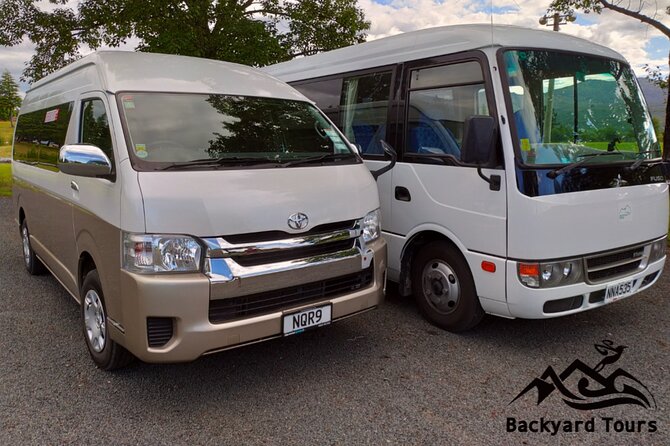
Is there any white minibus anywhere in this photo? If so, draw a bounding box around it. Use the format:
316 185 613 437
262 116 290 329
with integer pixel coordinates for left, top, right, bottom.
13 51 388 369
265 24 668 331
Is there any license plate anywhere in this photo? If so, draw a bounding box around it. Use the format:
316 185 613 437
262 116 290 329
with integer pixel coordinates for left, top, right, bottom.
605 279 637 303
283 304 332 336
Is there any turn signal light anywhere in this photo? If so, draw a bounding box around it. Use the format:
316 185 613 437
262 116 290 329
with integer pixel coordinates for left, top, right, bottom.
481 261 496 273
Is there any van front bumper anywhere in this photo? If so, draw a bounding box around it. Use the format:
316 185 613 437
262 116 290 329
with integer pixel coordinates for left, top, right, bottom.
117 238 386 363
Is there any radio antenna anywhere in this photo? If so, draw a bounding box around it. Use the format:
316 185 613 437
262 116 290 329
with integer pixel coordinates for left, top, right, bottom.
490 0 494 47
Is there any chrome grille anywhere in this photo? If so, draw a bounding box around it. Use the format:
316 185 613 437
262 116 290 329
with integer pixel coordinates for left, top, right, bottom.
585 245 646 283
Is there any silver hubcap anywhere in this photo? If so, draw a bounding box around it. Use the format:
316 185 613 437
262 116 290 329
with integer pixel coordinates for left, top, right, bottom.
422 259 460 314
84 290 106 353
21 226 31 267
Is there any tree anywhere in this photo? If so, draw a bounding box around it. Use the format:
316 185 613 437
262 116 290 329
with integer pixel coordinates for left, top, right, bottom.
0 0 369 83
0 69 21 124
547 0 670 151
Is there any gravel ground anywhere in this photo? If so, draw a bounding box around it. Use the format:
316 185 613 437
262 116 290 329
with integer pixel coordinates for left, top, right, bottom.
0 196 668 445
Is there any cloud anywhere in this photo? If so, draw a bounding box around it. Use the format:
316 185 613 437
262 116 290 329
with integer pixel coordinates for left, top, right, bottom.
361 0 669 76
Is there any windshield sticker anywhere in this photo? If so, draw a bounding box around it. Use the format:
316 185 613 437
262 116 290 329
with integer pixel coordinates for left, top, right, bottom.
135 144 148 159
44 109 59 123
122 96 135 110
521 138 531 152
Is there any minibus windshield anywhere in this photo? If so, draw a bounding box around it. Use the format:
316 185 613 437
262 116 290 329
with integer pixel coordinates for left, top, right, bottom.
117 93 357 169
502 50 660 166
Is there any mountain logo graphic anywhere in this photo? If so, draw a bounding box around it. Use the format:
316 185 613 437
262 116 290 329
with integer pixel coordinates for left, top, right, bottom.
510 340 656 410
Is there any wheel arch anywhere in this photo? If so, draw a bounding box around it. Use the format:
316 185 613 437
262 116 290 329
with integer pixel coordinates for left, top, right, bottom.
398 225 470 296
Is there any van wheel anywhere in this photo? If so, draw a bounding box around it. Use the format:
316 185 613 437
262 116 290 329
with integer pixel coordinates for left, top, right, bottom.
81 270 134 370
20 220 45 275
411 241 484 332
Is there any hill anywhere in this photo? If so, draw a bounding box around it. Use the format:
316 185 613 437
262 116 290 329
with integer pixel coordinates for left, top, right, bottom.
638 77 666 125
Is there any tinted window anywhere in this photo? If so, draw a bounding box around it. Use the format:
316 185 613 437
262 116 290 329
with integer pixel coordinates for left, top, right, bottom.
81 99 114 162
340 71 392 156
14 102 73 171
293 78 342 112
406 61 488 162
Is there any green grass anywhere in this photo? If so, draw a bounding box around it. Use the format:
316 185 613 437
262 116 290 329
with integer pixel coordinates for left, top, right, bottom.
0 163 11 197
0 120 13 158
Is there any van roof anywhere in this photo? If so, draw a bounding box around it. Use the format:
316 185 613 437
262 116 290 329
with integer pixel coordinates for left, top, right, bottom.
264 24 626 82
28 51 307 102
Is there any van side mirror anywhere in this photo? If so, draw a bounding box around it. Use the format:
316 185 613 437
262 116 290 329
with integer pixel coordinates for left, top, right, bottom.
58 144 113 178
371 140 397 180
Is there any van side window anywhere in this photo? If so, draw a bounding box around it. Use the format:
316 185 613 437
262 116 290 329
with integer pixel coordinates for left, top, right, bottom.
81 99 113 161
406 61 488 162
340 71 392 156
13 102 74 171
292 78 342 122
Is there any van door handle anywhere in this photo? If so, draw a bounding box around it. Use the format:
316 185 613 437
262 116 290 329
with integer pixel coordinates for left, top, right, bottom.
70 181 79 192
395 186 411 202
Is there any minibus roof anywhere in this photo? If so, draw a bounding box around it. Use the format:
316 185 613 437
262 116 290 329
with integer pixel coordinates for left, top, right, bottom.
27 51 307 102
264 24 627 82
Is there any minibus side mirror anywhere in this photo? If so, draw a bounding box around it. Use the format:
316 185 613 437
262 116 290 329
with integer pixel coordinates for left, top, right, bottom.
58 144 113 178
371 140 397 181
461 116 501 191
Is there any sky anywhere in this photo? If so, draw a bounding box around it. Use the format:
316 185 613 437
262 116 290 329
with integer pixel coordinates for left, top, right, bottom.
1 0 668 94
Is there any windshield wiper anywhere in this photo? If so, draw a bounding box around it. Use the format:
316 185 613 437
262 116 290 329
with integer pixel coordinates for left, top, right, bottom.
546 152 623 179
280 153 356 167
159 157 280 171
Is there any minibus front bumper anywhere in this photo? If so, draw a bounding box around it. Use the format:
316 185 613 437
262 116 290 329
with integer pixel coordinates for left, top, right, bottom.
116 237 386 363
505 252 665 319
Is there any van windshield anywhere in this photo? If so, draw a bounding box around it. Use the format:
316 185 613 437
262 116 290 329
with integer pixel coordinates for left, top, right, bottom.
117 93 357 169
502 50 660 166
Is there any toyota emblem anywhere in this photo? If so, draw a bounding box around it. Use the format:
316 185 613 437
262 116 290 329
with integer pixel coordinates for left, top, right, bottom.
287 213 309 230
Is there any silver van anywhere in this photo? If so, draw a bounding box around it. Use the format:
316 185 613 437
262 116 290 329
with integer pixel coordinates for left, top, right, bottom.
12 51 387 369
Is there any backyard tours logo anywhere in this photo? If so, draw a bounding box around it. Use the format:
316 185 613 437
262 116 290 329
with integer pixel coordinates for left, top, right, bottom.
506 340 658 436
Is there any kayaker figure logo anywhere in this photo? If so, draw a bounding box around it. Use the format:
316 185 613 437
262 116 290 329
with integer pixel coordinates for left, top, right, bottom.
510 340 656 410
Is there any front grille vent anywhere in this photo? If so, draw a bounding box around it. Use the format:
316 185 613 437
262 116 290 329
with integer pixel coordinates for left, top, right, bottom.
209 266 374 323
585 246 645 283
147 317 173 348
231 238 355 267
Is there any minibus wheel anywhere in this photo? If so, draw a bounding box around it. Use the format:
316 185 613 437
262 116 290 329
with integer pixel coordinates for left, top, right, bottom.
411 241 484 332
20 220 45 275
81 270 134 370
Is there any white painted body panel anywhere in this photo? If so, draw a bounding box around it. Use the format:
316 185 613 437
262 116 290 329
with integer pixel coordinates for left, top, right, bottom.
507 184 668 260
138 164 379 236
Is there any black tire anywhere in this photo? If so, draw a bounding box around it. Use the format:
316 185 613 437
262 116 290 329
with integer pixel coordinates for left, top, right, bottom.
20 219 46 275
81 270 134 370
411 241 484 332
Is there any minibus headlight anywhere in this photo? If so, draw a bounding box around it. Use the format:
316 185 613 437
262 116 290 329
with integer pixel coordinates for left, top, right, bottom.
123 232 202 273
649 239 666 263
518 258 583 288
361 209 381 243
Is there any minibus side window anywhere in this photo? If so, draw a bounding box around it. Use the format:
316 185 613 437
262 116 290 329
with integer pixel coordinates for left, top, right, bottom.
13 102 73 171
292 78 342 123
80 99 114 162
405 61 488 162
339 71 392 156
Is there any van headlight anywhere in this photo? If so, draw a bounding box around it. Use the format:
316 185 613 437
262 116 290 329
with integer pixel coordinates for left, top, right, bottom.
123 232 202 273
518 258 583 288
361 209 381 243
